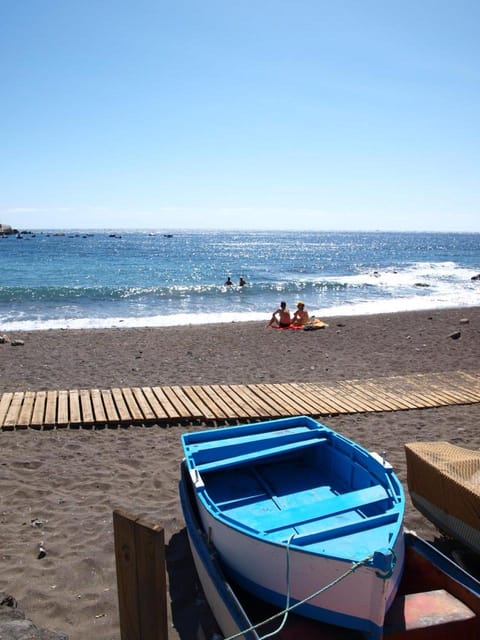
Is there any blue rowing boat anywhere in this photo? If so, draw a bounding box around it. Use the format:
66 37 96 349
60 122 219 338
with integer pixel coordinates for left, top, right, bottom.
180 457 480 639
181 416 405 639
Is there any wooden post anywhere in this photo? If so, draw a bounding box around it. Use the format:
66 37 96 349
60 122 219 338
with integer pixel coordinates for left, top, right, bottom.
113 509 168 640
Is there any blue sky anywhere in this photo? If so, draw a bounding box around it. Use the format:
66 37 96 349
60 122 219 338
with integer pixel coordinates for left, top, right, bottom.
1 1 479 231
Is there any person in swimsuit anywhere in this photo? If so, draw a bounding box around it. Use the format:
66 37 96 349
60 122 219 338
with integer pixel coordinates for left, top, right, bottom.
267 301 291 328
292 301 309 326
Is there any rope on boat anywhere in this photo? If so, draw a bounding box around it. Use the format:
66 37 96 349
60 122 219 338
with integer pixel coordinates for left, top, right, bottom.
223 536 376 640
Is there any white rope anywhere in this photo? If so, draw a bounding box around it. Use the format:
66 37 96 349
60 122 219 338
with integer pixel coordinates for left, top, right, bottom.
223 548 375 640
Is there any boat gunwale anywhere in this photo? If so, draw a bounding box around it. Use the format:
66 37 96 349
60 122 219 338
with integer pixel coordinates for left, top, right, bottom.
184 417 405 566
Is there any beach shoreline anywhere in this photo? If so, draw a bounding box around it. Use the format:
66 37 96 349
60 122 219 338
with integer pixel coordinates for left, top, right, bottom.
1 306 480 639
1 306 480 394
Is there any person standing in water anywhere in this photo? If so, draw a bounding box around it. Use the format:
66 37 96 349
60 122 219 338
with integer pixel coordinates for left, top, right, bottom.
267 301 291 328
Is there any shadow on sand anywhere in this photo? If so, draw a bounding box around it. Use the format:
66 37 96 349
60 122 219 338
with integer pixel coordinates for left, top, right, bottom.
166 528 220 640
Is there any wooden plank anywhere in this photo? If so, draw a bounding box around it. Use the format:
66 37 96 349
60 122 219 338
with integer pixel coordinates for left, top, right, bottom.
319 384 367 413
200 385 239 420
252 384 299 416
395 375 462 407
111 388 133 422
121 387 144 422
0 393 13 429
404 373 465 405
101 389 120 423
303 383 358 414
57 390 70 427
80 389 95 425
223 384 271 419
245 384 285 417
114 510 140 639
216 385 258 419
458 370 480 386
91 388 107 424
220 385 263 418
190 385 227 419
291 383 346 415
271 382 325 415
181 386 217 421
281 383 336 416
3 370 480 431
360 379 419 410
344 381 393 412
113 510 168 640
17 391 36 428
31 391 47 428
363 381 415 410
233 384 276 418
150 386 181 420
170 386 203 419
3 392 24 429
384 375 453 408
140 387 169 421
425 372 480 403
412 374 470 405
434 370 480 394
334 382 386 412
457 371 480 397
69 390 81 424
161 386 193 419
44 390 58 427
131 388 156 421
135 517 167 639
448 377 480 401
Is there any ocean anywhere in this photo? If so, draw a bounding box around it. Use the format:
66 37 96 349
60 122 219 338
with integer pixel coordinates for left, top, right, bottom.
1 230 479 331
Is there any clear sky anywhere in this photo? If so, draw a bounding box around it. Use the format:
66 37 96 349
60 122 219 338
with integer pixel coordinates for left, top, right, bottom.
1 1 479 232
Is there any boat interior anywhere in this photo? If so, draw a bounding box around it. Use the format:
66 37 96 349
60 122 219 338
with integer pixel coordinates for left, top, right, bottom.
186 422 403 557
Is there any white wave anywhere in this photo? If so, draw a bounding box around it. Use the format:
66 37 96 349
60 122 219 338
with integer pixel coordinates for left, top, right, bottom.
0 311 271 332
312 295 480 318
329 261 478 290
2 293 480 332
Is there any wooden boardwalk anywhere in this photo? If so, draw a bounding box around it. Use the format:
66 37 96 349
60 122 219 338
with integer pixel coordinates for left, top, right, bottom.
1 370 480 430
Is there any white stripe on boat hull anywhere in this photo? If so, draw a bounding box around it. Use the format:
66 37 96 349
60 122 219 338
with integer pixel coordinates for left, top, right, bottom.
411 491 480 556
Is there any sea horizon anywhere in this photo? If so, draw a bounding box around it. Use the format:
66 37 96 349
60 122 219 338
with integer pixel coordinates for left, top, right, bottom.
1 229 479 332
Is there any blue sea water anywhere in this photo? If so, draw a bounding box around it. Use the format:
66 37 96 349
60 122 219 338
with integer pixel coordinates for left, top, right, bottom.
1 230 479 331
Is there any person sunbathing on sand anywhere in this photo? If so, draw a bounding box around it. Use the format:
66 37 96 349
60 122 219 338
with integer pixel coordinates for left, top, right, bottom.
292 301 309 326
268 301 291 328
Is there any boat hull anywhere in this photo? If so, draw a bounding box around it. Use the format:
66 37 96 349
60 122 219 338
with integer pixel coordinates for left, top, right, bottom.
180 460 480 639
405 441 480 555
197 495 403 637
182 416 406 639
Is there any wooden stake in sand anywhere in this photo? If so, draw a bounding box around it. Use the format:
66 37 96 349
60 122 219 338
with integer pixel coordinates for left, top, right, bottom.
113 510 168 640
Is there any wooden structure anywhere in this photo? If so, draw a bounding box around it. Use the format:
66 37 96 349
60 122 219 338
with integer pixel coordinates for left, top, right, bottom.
1 369 480 430
113 510 168 640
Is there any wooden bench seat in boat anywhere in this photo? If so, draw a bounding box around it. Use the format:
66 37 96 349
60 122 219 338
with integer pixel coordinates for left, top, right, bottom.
257 484 391 534
194 436 327 474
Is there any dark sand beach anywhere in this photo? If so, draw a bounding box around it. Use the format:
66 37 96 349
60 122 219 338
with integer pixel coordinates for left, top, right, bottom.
1 307 480 639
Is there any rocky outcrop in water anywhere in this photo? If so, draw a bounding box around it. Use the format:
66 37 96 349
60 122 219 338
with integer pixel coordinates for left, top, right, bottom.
0 224 19 236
